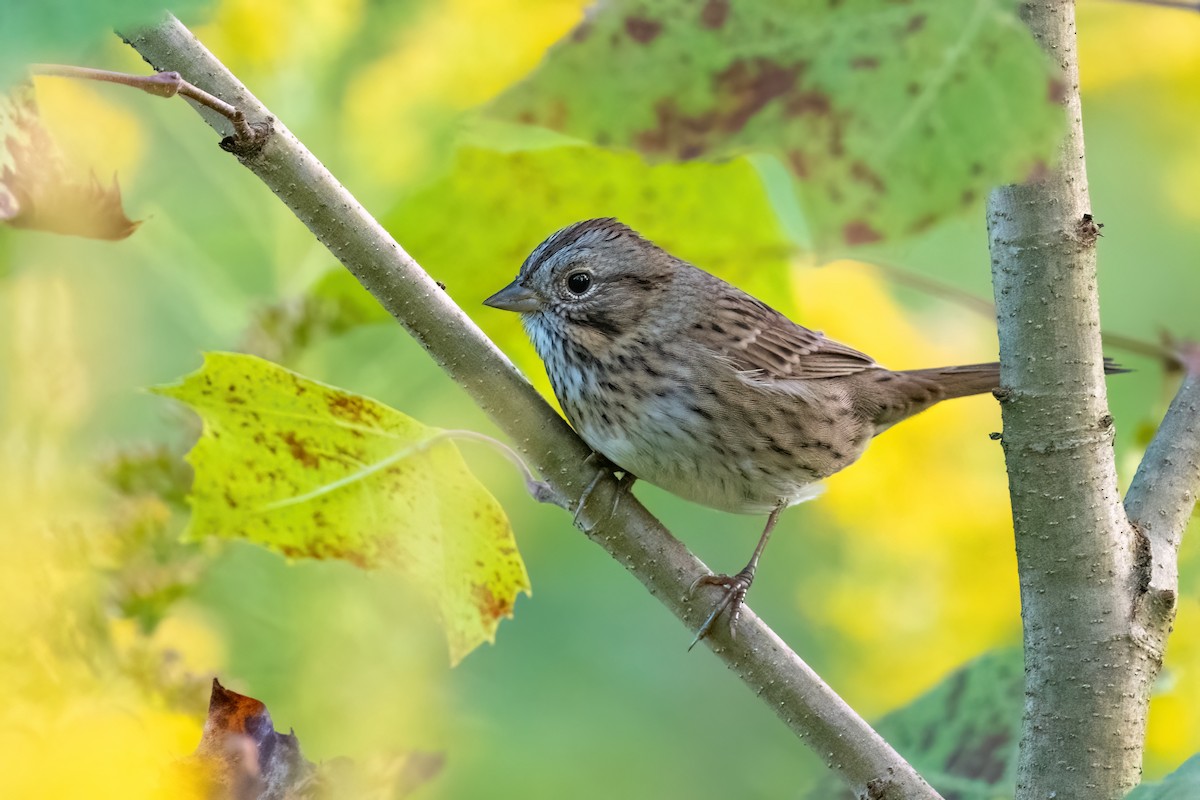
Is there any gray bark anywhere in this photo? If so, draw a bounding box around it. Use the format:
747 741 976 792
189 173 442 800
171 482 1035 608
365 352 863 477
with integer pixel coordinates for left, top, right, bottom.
987 2 1200 797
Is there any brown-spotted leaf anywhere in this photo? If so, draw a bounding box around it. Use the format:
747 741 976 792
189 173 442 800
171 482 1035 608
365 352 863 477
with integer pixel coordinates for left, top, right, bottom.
0 84 140 240
153 353 530 665
490 0 1064 252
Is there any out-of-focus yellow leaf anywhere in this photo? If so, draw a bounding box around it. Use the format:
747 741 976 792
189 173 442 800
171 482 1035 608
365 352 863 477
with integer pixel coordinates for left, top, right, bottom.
0 700 205 800
1077 5 1200 226
198 0 365 71
0 274 209 800
0 492 207 800
154 352 530 664
790 261 1015 711
1078 2 1200 90
31 75 144 181
342 0 587 183
1147 596 1200 776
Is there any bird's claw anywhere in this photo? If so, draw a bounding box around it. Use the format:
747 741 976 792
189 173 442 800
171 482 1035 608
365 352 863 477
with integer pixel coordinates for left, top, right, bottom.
687 568 754 651
573 454 635 531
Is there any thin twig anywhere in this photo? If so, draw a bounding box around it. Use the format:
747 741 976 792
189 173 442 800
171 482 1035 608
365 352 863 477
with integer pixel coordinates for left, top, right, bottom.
868 261 996 317
29 63 265 152
120 14 942 800
866 259 1178 366
438 429 562 506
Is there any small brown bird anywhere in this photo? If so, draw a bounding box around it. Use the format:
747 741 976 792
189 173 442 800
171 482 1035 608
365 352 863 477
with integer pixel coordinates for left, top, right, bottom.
484 219 1010 644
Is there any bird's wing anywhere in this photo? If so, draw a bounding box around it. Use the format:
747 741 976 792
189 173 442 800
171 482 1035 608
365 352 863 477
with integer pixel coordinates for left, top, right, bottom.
702 298 881 381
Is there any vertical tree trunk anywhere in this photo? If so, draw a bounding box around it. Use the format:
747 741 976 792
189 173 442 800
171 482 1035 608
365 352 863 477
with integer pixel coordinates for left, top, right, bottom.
987 2 1175 797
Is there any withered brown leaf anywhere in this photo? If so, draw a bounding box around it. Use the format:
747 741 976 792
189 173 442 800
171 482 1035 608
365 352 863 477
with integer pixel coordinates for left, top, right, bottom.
1 83 141 240
178 679 444 800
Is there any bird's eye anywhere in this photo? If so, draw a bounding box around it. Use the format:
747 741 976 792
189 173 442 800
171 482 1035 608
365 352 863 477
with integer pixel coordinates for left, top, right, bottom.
566 271 592 295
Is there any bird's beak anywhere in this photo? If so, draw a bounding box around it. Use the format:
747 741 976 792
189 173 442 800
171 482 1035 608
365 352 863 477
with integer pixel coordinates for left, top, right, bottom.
484 281 541 313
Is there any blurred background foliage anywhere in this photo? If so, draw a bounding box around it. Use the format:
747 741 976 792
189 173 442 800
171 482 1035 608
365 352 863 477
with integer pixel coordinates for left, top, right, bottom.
1 0 1198 797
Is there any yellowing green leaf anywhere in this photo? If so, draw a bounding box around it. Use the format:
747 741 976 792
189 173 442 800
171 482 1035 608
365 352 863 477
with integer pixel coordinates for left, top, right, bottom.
340 0 588 187
153 352 529 665
311 144 797 407
490 0 1065 252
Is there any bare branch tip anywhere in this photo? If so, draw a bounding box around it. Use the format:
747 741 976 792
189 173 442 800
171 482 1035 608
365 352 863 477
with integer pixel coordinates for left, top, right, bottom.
219 118 272 158
1078 212 1104 244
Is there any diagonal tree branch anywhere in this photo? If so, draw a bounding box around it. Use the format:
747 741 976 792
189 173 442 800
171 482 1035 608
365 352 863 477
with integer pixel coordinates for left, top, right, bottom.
986 2 1199 797
120 14 941 800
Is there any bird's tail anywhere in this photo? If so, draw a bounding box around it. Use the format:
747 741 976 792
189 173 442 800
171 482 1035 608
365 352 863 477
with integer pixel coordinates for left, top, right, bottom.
871 359 1127 431
900 362 1002 402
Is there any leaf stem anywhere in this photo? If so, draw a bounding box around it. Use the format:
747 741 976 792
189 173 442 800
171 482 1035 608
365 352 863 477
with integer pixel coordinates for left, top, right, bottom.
29 63 266 153
258 428 561 512
864 259 1178 366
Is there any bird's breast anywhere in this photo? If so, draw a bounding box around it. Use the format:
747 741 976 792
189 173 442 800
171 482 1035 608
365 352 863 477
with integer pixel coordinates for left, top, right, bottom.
533 325 866 515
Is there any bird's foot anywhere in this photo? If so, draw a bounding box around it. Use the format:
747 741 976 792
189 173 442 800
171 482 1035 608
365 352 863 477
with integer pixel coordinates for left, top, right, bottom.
573 453 636 531
687 566 755 650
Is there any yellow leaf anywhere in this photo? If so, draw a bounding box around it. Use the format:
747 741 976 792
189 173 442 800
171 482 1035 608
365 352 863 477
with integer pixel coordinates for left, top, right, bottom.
198 0 366 71
1078 2 1200 91
31 75 144 181
154 352 530 664
1147 595 1200 775
342 0 588 182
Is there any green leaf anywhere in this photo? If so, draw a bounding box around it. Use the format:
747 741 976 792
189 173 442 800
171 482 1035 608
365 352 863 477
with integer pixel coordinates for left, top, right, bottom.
490 0 1064 252
1129 755 1200 800
807 648 1022 799
0 1 212 88
153 352 530 665
311 144 797 398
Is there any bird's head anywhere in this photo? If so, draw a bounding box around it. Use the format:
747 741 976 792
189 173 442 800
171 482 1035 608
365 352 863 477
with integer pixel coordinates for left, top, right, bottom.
485 218 679 352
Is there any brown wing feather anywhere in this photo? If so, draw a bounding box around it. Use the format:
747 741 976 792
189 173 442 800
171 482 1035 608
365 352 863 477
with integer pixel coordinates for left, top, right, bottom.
704 292 880 381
